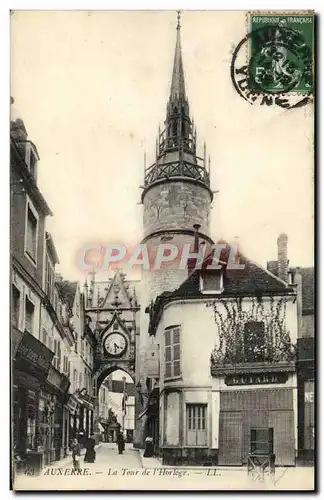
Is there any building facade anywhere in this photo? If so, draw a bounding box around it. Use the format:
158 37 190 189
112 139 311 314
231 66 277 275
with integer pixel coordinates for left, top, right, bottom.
147 246 298 466
11 110 97 474
11 116 72 471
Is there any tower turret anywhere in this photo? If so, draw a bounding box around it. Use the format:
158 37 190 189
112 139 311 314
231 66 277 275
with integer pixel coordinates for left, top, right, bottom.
142 12 211 204
141 12 214 306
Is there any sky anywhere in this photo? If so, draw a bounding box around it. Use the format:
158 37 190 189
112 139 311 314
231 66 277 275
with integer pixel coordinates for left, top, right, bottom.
10 10 314 282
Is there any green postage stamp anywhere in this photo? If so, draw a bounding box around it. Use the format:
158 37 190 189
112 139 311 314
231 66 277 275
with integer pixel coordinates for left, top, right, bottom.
248 12 314 94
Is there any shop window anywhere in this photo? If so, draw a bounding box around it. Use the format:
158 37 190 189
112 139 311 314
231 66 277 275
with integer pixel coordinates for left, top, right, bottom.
25 296 35 334
26 390 37 451
25 202 38 262
250 428 273 455
11 285 20 328
186 404 207 446
304 380 315 450
164 326 181 379
244 321 265 362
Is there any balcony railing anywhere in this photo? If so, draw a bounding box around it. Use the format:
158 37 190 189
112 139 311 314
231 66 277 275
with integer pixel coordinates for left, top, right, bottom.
144 159 210 188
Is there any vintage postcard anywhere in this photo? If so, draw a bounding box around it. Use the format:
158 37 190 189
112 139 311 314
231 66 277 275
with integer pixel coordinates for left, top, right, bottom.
10 9 315 491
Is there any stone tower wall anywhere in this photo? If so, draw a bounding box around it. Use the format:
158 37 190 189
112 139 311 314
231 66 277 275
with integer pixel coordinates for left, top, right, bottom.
143 180 212 238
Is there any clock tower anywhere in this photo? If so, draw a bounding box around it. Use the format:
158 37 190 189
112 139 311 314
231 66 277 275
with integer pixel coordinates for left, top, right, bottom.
136 12 215 447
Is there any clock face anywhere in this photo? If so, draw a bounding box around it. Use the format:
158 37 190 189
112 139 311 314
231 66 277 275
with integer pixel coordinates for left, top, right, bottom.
105 332 127 357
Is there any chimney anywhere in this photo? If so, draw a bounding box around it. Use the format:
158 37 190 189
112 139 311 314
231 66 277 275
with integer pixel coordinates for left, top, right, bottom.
277 233 289 282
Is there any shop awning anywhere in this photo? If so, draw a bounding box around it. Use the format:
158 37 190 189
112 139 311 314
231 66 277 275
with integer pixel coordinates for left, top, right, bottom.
98 422 105 432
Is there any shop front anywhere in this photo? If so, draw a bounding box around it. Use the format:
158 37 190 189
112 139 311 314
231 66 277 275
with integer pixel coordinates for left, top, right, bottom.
213 364 297 467
39 366 70 465
12 328 54 473
74 390 95 445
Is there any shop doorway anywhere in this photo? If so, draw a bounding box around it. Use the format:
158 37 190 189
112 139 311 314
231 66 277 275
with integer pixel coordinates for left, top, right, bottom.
218 412 243 465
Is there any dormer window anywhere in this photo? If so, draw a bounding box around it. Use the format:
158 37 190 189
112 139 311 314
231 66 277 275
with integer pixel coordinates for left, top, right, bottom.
199 271 223 294
25 141 39 182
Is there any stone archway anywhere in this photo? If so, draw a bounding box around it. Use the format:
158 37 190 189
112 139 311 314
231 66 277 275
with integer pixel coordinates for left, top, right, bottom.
93 363 135 396
92 364 137 444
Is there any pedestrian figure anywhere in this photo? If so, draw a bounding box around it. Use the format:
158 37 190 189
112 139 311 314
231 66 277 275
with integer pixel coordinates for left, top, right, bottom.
143 436 154 457
84 434 96 463
71 438 81 470
116 431 125 455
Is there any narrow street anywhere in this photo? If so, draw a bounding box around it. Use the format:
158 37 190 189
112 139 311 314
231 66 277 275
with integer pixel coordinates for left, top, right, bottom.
13 442 314 491
81 443 143 471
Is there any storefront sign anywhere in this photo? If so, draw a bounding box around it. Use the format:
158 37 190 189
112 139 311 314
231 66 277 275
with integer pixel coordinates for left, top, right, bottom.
47 367 70 394
17 331 54 374
47 366 62 388
79 392 96 406
225 372 288 386
66 395 79 412
305 391 314 403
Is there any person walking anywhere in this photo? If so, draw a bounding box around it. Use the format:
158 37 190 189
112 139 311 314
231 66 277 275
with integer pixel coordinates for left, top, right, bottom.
143 436 154 457
84 434 96 463
71 438 81 470
116 431 125 455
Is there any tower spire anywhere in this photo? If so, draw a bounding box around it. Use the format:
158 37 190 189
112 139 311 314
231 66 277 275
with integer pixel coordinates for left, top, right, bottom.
170 11 186 100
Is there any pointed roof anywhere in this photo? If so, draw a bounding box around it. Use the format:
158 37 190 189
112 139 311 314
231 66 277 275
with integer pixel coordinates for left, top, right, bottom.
98 269 132 309
170 12 186 100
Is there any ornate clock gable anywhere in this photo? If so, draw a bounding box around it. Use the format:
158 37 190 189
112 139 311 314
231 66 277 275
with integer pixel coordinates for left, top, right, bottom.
100 269 132 309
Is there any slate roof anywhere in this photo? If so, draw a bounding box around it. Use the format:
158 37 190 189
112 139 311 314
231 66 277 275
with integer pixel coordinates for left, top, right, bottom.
178 252 292 299
56 280 78 309
147 245 295 336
